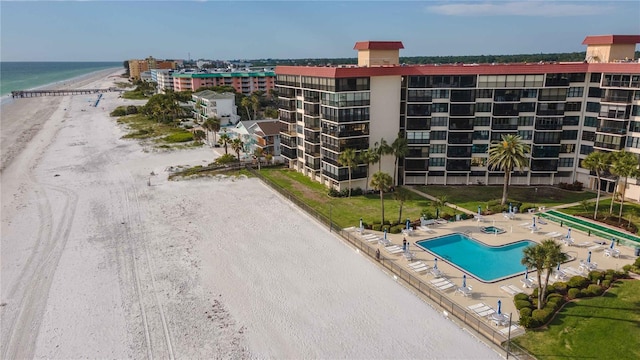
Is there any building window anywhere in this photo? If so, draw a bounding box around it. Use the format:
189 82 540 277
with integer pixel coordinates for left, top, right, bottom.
565 102 582 112
564 116 580 126
429 158 445 166
517 130 533 140
585 102 600 113
430 144 446 153
472 144 488 153
584 116 598 127
581 131 595 141
590 73 602 83
474 117 490 126
580 144 594 155
432 103 449 113
431 116 448 126
430 131 447 140
560 144 575 153
558 158 574 167
627 136 640 149
567 87 584 98
406 131 430 144
476 103 492 112
561 130 578 140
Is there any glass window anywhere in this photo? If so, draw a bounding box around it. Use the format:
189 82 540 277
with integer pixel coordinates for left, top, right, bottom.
430 144 446 153
567 87 584 98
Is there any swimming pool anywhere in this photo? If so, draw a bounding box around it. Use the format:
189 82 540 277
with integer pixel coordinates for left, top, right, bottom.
415 233 536 283
481 226 505 234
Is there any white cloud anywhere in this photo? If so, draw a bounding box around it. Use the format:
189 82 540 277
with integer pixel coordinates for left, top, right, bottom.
426 1 610 17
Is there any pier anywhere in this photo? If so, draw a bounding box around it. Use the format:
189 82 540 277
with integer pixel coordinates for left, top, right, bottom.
11 87 124 98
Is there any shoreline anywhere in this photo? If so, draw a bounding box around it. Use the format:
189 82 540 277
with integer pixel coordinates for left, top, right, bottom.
0 70 500 359
1 67 123 106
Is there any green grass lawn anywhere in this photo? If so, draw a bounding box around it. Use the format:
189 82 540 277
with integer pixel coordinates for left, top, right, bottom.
259 168 444 229
558 198 640 234
512 280 640 360
417 185 596 213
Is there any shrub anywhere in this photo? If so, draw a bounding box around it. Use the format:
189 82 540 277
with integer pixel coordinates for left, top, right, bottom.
489 204 503 214
110 107 127 116
532 309 551 325
520 203 535 213
390 225 404 234
558 181 583 191
551 282 567 295
215 153 237 164
567 276 590 289
515 299 532 310
163 132 194 143
519 307 532 318
588 270 604 283
372 224 382 231
622 264 632 272
381 225 391 233
328 188 340 197
602 279 611 288
519 314 537 328
514 293 530 301
567 288 581 299
585 284 604 296
351 187 363 196
126 105 138 114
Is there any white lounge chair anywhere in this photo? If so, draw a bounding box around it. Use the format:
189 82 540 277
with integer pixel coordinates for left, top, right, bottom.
408 261 426 269
500 284 523 296
378 238 392 246
490 313 510 326
403 251 416 261
520 278 537 288
588 244 604 252
362 233 378 239
411 265 430 273
604 248 620 258
579 260 598 272
519 222 530 227
470 303 495 318
563 267 582 277
500 324 520 336
575 241 591 248
432 278 455 291
545 232 562 238
563 238 575 246
417 225 436 234
468 303 487 311
385 245 403 254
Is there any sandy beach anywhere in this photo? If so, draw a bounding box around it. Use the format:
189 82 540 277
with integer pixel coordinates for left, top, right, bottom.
0 71 500 359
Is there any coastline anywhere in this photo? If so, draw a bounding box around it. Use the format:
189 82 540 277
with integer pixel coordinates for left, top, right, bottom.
0 68 123 171
0 70 500 359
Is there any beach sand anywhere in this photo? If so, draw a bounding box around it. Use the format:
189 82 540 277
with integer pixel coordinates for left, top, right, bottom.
0 71 500 359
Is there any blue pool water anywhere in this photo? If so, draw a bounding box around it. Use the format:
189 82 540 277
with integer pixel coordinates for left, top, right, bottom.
415 233 535 283
481 226 505 234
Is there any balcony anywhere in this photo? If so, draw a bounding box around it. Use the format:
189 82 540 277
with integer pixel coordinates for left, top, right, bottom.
593 142 623 150
281 147 297 159
599 110 629 120
596 127 627 135
602 95 632 104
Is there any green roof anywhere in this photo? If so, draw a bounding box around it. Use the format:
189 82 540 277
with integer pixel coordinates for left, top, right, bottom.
172 71 275 78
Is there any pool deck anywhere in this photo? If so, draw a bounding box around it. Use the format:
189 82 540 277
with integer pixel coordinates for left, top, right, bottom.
358 212 638 330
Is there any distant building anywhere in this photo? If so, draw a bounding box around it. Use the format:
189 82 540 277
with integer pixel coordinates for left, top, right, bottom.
172 70 275 95
152 69 175 93
191 90 239 125
128 56 177 80
275 34 640 201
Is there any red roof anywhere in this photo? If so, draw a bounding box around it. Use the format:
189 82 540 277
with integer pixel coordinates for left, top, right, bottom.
353 41 404 51
275 62 640 78
582 35 640 45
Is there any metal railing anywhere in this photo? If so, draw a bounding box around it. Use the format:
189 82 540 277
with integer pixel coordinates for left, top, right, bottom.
246 166 532 359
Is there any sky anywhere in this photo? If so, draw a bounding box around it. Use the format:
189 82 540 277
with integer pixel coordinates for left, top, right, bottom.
1 0 639 62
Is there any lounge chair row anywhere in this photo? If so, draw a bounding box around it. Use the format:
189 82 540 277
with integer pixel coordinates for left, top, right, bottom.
430 277 455 291
500 284 524 296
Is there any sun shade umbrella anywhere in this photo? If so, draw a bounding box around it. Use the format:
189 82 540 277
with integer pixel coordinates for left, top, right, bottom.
406 218 410 230
610 238 615 249
587 251 592 263
462 274 467 288
566 228 572 239
434 257 438 270
497 300 502 315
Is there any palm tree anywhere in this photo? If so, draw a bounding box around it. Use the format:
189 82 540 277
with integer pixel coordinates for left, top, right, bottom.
521 244 546 310
230 138 244 161
338 148 358 198
391 134 409 186
582 151 609 220
609 151 640 222
370 171 392 224
218 131 231 154
434 195 448 219
487 134 531 205
373 138 392 172
359 149 378 193
241 96 253 120
204 117 221 145
393 187 410 224
192 129 206 142
253 148 264 170
540 239 568 308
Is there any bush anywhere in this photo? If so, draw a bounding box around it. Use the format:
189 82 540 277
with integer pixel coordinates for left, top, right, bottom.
567 288 581 299
567 276 590 289
215 153 237 164
163 132 194 143
602 279 611 288
585 284 604 296
520 203 536 213
588 270 604 283
519 307 532 318
126 105 138 114
623 264 632 272
519 314 537 328
514 293 530 301
372 224 382 231
515 299 532 310
551 282 567 295
532 309 552 325
558 181 584 191
390 225 404 234
110 107 127 116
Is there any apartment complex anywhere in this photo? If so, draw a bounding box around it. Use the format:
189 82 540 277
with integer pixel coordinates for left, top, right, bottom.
275 35 640 201
128 57 177 80
191 90 239 125
172 71 276 95
150 69 175 93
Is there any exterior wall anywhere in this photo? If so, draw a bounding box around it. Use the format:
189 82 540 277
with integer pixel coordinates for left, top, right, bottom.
586 44 638 63
369 75 402 179
358 49 400 67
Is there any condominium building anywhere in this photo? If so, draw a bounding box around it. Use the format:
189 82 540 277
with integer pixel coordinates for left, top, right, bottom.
191 90 239 125
172 70 276 95
151 69 175 93
275 35 640 201
128 57 177 80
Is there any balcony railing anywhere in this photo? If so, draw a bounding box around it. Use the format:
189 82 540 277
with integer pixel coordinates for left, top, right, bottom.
593 142 623 150
596 127 627 135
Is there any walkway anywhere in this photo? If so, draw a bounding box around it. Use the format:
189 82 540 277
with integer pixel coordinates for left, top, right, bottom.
406 186 476 216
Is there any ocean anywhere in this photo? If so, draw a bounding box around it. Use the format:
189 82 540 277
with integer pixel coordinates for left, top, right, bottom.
1 62 123 97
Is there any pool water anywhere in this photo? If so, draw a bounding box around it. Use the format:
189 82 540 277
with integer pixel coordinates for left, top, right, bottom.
481 226 505 234
416 233 536 282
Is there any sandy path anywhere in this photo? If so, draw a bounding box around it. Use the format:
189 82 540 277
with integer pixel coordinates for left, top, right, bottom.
0 71 500 359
